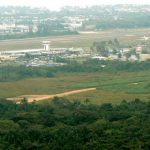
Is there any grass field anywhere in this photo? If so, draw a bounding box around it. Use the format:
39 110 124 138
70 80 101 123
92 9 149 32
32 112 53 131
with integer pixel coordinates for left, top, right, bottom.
0 28 150 50
1 28 150 104
1 71 150 104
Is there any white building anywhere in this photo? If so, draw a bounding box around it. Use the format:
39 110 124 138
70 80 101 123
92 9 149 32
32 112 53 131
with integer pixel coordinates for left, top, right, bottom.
0 24 30 34
108 54 118 60
92 56 108 60
128 55 138 62
122 48 131 54
136 46 142 54
32 25 38 33
140 54 150 61
43 41 51 51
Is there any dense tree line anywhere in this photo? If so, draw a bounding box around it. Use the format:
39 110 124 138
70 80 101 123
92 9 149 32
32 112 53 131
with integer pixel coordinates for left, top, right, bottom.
91 39 120 56
52 59 150 74
0 98 149 149
1 60 150 81
0 30 78 40
95 13 150 29
0 66 54 82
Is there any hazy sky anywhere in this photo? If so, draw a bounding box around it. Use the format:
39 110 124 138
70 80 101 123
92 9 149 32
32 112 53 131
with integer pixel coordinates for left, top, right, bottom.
0 0 150 10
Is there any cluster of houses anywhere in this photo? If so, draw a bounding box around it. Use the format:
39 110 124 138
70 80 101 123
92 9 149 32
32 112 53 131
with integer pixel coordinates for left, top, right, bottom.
0 12 81 35
63 16 87 31
92 44 150 62
0 24 38 35
0 16 86 35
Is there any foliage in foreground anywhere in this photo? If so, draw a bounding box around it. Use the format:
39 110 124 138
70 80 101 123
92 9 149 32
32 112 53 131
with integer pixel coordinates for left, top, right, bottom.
0 97 150 150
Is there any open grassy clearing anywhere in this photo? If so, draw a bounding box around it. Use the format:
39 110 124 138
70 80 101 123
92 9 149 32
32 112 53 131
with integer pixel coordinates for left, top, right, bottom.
0 28 150 50
1 71 150 104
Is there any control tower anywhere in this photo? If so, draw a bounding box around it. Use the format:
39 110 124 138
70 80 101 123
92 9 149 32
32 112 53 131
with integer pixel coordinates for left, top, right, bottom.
42 41 51 51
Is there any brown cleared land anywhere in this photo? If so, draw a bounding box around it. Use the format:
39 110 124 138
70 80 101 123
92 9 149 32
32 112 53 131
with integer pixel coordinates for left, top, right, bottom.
7 88 96 103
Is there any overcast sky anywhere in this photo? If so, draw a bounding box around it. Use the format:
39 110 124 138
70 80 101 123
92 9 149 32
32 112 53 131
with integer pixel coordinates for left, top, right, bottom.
0 0 150 10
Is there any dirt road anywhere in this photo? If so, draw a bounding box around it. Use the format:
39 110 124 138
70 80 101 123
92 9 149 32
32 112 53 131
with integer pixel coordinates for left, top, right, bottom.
7 88 96 103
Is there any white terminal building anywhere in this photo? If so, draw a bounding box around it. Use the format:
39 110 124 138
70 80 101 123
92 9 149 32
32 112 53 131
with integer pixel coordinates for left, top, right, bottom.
0 41 51 56
0 40 84 60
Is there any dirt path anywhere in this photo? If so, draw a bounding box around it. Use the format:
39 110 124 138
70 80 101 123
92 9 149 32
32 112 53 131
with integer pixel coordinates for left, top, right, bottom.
7 88 96 103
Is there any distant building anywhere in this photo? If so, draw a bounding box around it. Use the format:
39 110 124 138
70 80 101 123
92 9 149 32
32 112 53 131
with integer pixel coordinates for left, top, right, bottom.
140 54 150 61
69 22 83 30
122 48 130 54
0 24 30 34
136 46 142 54
0 55 16 61
32 25 38 33
128 55 138 62
42 41 51 51
92 56 108 60
108 54 118 60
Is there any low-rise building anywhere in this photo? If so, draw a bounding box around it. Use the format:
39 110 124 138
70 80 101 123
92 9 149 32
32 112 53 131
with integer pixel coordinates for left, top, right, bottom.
128 55 138 62
139 54 150 61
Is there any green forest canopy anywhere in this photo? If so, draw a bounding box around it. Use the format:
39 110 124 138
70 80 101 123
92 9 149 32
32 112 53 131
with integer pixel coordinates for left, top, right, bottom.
0 98 149 149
